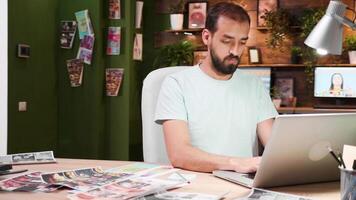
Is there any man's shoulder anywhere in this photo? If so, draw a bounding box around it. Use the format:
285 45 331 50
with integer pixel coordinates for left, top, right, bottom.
166 66 200 81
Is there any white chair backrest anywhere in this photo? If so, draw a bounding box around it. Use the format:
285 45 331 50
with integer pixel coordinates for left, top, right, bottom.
141 66 189 164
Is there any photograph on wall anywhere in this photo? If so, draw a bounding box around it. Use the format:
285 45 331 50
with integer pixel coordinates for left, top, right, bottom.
248 47 261 64
77 34 95 65
188 2 207 29
133 33 143 61
75 9 94 39
193 51 208 65
106 68 124 96
135 1 144 29
274 77 294 106
66 59 84 87
109 0 121 19
107 27 121 55
59 21 77 49
257 0 278 27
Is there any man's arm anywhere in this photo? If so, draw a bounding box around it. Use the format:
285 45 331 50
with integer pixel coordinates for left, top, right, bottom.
163 120 261 173
257 118 274 147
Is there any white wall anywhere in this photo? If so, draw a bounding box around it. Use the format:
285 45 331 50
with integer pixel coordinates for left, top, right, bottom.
0 0 7 155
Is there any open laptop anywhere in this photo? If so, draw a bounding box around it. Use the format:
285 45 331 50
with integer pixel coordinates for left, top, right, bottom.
213 113 356 188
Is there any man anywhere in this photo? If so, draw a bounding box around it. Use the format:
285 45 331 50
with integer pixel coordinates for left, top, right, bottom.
155 2 278 173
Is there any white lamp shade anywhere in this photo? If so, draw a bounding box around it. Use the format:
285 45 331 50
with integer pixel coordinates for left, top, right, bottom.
304 15 344 55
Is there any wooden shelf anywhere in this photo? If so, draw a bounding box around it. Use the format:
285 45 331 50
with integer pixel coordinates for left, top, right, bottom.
256 26 301 31
164 28 203 33
238 64 356 68
277 107 356 114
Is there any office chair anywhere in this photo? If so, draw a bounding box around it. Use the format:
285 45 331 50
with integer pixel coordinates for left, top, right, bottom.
141 66 189 164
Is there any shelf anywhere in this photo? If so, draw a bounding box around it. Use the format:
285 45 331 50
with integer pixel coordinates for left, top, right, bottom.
256 26 301 31
164 28 203 33
277 107 356 114
238 64 356 68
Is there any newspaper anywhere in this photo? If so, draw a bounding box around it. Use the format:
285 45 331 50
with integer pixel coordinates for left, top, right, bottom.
0 172 60 192
235 188 312 200
66 59 84 87
59 21 77 49
105 162 177 178
0 151 56 165
67 178 183 200
41 167 132 192
106 26 121 55
75 10 94 39
77 34 95 65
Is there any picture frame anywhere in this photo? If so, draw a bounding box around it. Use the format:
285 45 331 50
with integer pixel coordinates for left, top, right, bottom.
248 47 261 64
257 0 279 27
274 77 294 106
17 44 30 58
188 2 208 29
193 51 208 65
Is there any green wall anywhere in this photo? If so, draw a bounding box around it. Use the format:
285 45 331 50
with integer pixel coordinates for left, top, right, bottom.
8 0 59 153
8 0 145 161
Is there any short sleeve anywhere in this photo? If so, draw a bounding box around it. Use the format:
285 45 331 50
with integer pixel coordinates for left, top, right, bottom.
256 78 279 123
154 76 188 124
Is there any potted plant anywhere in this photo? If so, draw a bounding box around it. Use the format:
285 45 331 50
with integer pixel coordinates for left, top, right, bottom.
153 40 196 68
344 35 356 64
291 46 302 64
169 0 185 30
270 86 282 108
262 9 291 51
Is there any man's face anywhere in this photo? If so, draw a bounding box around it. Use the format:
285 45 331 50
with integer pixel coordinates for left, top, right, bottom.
203 16 250 75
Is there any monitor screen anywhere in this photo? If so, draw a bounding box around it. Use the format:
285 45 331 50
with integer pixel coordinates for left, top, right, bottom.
314 67 356 98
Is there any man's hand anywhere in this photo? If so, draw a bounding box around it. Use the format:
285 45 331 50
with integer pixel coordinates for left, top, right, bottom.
229 157 261 173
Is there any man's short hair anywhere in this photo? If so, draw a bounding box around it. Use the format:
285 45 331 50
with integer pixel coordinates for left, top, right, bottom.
206 2 250 33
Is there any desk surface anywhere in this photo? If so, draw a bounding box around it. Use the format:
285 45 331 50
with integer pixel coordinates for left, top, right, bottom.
0 158 340 200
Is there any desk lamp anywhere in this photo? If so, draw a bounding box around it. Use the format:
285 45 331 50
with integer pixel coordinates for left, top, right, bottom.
304 0 356 55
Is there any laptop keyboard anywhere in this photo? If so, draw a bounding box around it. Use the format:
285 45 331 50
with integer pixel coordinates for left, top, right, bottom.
242 173 256 179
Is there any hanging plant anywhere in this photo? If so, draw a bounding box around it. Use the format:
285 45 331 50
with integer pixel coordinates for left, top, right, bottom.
299 8 325 86
262 9 292 51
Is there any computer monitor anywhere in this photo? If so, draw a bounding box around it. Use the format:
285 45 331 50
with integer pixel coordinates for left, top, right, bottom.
314 67 356 98
314 67 356 108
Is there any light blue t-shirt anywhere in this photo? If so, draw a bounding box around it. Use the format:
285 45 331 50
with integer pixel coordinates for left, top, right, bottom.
155 65 278 157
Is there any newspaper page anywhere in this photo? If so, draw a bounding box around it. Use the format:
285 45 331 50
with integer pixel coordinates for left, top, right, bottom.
0 151 56 165
236 188 312 200
59 21 77 49
105 68 124 96
67 178 183 200
109 0 121 19
77 34 95 65
106 26 121 55
145 191 221 200
105 162 170 176
66 59 84 87
0 172 60 192
41 167 132 192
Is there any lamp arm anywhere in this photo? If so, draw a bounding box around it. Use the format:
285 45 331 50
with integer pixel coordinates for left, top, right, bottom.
333 14 356 30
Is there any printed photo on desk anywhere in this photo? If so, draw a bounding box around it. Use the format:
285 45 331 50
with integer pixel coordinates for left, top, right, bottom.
0 151 56 165
237 188 312 200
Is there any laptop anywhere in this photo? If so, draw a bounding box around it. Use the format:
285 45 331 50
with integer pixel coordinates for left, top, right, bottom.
213 113 356 188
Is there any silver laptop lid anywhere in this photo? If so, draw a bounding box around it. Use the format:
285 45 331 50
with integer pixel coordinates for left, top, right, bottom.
254 113 356 188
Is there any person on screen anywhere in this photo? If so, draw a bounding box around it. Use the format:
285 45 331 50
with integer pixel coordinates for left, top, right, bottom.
328 73 353 97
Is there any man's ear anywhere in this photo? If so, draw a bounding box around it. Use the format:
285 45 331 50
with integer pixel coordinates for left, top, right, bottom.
201 29 211 46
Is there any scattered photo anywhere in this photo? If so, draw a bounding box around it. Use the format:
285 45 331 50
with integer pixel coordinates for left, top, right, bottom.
109 0 121 19
188 2 207 29
107 27 121 55
237 188 312 200
67 59 84 87
60 21 77 49
41 167 132 192
75 10 94 39
0 151 56 165
106 68 124 96
149 191 220 200
193 51 208 65
0 172 60 192
106 162 161 175
133 33 143 61
77 34 95 65
67 178 182 200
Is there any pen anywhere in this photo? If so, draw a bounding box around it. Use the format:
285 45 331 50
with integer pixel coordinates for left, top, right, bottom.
337 151 346 169
328 147 342 167
175 172 190 184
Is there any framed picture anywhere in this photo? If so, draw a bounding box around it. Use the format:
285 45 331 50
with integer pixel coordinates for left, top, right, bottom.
188 2 207 29
17 44 30 58
193 51 208 65
248 47 261 64
257 0 279 27
274 77 294 106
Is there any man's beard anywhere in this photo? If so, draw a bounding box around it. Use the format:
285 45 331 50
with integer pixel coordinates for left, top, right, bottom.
210 48 240 75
